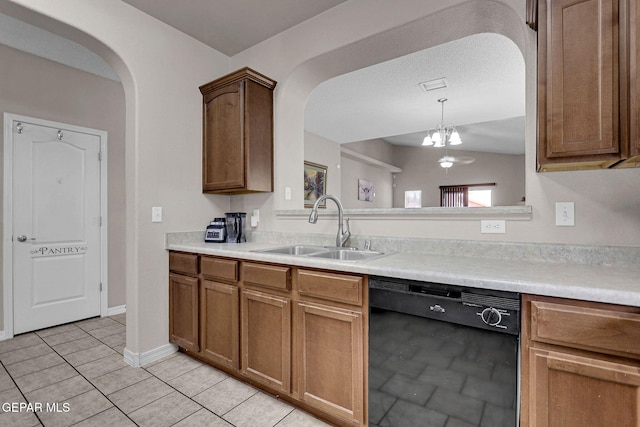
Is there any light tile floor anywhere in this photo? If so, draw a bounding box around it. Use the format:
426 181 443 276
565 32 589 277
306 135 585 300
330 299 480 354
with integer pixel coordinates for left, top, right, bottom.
0 314 331 427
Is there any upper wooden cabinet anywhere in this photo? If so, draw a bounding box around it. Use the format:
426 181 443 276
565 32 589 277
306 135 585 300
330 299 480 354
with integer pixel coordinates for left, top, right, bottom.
199 68 276 193
536 0 640 171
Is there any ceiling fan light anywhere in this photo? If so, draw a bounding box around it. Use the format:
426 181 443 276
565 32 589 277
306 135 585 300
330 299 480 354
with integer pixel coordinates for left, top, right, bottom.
422 134 433 146
449 130 462 145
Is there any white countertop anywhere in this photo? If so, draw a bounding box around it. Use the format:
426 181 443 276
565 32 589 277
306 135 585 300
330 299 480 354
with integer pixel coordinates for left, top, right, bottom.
167 240 640 307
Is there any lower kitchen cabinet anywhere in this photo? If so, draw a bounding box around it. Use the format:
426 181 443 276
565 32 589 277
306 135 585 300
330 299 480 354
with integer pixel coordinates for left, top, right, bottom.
167 252 368 426
241 288 291 393
296 301 364 425
521 295 640 427
168 273 199 353
200 280 239 368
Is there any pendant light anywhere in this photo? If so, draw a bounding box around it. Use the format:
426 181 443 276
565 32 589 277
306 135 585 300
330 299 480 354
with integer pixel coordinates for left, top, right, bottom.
422 98 462 149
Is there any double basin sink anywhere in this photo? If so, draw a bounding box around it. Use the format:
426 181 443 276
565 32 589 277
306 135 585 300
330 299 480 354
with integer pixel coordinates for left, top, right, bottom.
254 245 386 262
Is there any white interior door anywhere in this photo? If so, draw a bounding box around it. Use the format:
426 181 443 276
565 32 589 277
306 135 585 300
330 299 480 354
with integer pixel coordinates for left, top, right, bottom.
11 119 103 334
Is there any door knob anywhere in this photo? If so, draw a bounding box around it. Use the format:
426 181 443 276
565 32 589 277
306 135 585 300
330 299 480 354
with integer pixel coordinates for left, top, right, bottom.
16 235 34 242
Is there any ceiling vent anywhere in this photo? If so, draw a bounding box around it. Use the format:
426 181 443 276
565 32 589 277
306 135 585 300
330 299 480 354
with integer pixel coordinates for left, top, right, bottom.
419 78 448 92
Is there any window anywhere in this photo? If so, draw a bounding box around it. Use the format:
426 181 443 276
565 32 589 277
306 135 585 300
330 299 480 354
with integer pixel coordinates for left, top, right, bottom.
440 183 495 207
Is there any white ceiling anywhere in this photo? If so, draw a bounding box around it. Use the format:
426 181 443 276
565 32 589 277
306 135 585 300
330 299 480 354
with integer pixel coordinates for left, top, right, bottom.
120 0 348 56
0 3 526 155
304 33 526 154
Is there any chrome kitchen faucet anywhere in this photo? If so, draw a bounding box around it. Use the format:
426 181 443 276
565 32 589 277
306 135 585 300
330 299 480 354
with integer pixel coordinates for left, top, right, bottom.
308 195 351 247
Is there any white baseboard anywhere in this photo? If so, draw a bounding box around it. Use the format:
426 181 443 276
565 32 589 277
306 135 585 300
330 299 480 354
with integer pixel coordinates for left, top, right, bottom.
123 343 178 367
106 305 126 316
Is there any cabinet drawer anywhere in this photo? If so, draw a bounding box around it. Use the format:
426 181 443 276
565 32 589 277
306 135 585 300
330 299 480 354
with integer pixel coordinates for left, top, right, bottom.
298 270 363 306
242 262 291 291
530 301 640 359
169 252 198 276
201 257 238 283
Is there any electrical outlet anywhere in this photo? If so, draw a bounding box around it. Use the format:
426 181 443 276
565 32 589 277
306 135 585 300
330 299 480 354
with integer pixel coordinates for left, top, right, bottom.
285 187 292 200
481 220 506 234
151 206 162 223
555 202 575 226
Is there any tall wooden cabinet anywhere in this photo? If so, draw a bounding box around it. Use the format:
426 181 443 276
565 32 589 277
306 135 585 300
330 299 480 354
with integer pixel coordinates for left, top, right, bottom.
199 68 276 193
536 0 640 171
521 295 640 426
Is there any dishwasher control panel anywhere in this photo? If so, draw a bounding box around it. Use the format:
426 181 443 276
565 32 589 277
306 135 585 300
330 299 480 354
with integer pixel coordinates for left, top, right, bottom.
369 276 520 335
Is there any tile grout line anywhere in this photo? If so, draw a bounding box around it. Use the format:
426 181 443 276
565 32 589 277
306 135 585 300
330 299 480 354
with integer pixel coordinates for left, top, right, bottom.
138 360 231 426
15 319 139 427
0 358 45 426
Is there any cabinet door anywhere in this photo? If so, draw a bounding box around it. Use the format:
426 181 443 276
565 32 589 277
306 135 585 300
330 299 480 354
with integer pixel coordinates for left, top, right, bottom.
538 0 622 170
169 273 199 352
241 289 291 393
200 280 239 369
630 0 640 164
296 301 364 425
202 81 244 191
528 347 640 427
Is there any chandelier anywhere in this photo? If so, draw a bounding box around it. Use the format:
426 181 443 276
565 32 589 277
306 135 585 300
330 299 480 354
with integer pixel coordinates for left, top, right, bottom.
421 98 463 168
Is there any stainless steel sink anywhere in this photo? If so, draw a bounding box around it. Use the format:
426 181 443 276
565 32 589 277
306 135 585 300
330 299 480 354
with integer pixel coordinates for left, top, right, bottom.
253 245 387 262
308 248 386 261
255 245 328 255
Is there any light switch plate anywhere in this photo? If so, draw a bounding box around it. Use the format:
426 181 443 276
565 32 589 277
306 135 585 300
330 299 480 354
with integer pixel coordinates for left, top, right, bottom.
152 206 162 223
555 202 575 226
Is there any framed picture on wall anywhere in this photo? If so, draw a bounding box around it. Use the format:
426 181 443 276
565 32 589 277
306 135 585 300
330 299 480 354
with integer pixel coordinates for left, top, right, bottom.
358 179 374 202
304 161 327 208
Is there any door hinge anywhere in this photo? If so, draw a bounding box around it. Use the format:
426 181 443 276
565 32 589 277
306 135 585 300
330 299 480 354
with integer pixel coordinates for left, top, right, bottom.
99 282 103 292
98 216 103 227
98 151 102 161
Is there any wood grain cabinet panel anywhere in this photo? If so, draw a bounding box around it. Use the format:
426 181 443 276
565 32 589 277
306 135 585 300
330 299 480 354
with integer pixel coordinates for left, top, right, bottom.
199 68 276 193
625 0 640 167
528 348 640 427
296 301 365 425
530 300 640 359
169 252 198 276
169 273 199 353
521 295 640 427
200 280 239 369
241 289 291 393
201 257 238 283
534 0 640 171
243 262 291 291
297 269 363 306
537 0 623 171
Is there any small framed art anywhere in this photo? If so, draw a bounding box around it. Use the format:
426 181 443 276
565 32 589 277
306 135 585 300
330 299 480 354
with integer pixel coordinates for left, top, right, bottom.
304 161 327 208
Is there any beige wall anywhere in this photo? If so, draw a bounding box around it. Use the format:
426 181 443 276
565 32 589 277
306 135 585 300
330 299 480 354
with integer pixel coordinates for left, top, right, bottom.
304 131 341 199
3 0 231 355
231 0 640 247
4 0 638 358
0 44 127 324
392 146 525 207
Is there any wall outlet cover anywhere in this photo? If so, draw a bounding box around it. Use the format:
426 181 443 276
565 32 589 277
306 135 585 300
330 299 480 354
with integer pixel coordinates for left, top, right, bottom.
481 220 506 234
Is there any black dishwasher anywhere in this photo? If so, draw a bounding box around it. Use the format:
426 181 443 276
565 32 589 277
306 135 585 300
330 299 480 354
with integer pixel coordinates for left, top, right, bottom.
369 276 519 427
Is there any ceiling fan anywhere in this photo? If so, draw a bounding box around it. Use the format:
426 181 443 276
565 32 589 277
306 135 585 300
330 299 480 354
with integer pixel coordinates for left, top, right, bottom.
438 155 475 168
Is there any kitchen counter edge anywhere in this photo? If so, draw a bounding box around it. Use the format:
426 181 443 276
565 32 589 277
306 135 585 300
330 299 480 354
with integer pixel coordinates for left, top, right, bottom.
166 240 640 308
